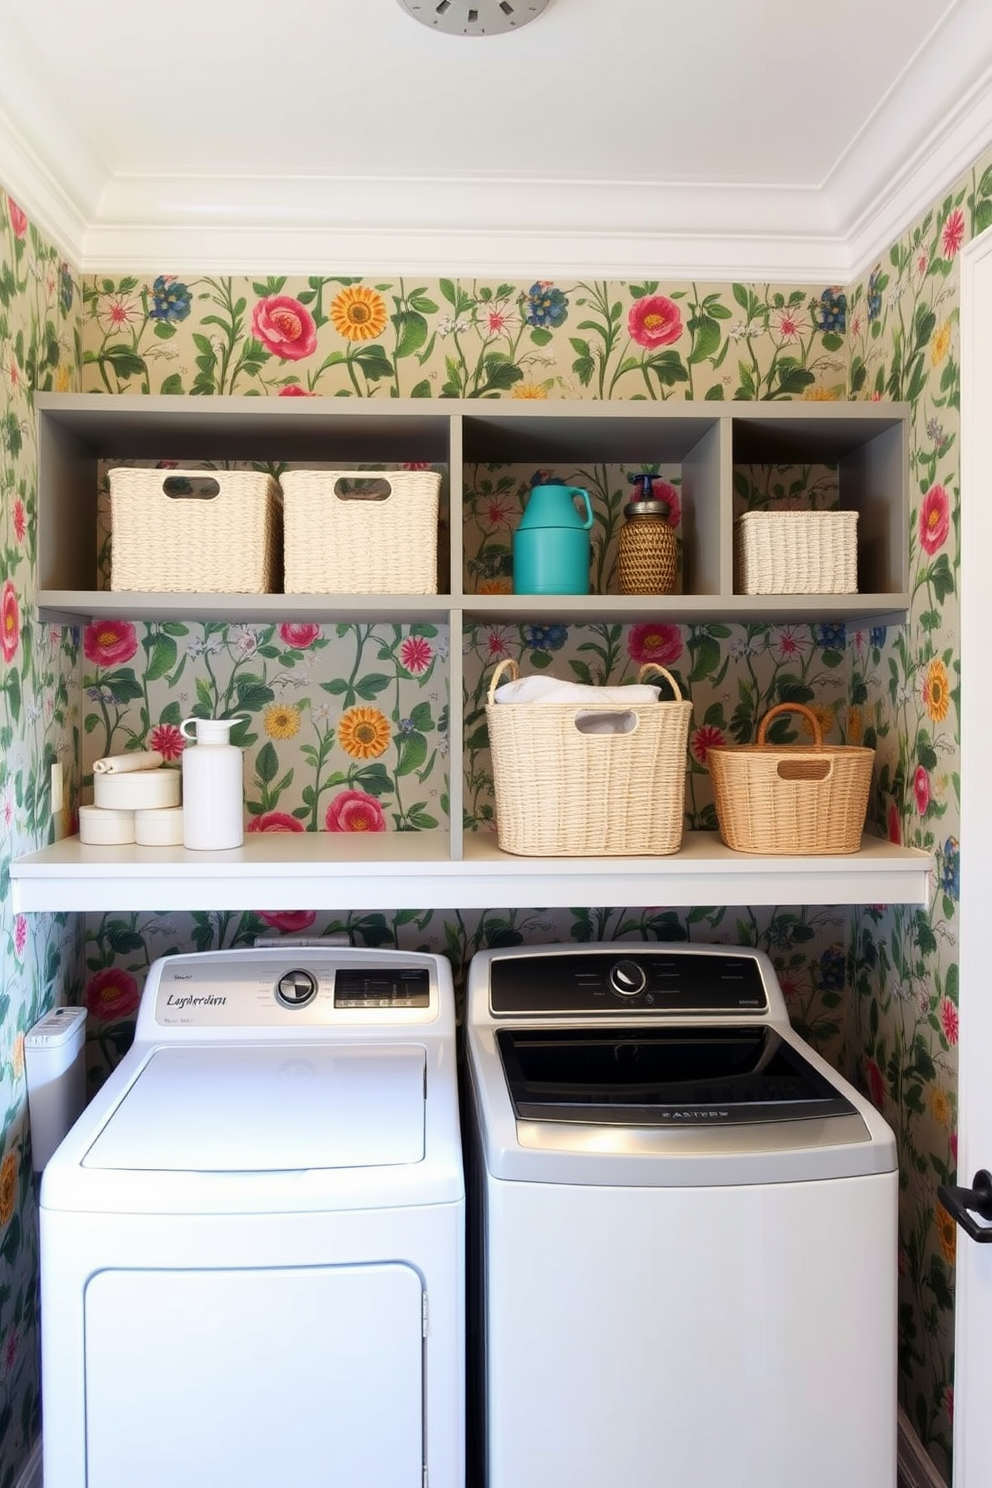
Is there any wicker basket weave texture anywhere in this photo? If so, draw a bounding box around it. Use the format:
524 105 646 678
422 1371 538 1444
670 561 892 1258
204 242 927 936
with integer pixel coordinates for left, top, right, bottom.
735 510 858 595
281 469 441 594
485 659 692 857
618 517 678 595
110 468 280 594
707 702 874 855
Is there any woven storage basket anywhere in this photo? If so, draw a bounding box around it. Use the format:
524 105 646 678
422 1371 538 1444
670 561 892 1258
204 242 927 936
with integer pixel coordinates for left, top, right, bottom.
281 468 441 594
485 659 692 857
110 467 279 594
707 702 874 855
735 510 858 594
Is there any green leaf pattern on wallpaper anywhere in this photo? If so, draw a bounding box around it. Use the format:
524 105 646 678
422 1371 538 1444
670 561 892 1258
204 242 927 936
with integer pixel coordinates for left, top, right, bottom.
0 145 987 1481
0 190 82 1479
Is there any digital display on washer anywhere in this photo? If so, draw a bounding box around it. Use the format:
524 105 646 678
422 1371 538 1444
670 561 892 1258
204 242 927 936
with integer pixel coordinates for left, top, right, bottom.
333 968 430 1009
489 952 769 1014
495 1026 856 1125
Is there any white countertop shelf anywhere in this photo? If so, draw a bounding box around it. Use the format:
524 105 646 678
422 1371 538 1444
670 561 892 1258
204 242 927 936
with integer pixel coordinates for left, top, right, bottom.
10 831 933 914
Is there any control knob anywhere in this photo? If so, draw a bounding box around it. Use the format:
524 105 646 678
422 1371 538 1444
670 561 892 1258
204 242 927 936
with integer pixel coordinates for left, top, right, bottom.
609 959 647 997
276 969 318 1008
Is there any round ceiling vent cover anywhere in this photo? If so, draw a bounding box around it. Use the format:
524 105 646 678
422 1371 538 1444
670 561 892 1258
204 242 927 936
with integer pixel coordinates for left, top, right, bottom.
395 0 551 37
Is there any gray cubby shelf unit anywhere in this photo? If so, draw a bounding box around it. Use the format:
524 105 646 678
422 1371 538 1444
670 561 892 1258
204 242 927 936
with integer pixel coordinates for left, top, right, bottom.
15 392 930 913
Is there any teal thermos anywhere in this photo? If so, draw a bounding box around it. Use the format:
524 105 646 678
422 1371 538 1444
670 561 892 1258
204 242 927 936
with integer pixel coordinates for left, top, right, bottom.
512 480 594 595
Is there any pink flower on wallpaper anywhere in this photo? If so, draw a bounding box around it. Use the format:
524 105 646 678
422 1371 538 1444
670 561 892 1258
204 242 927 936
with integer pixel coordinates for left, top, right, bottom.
247 811 305 833
484 627 511 660
919 483 950 554
628 294 683 350
325 790 386 833
887 801 902 845
7 198 27 239
941 208 966 259
278 384 314 396
865 1057 886 1110
149 723 185 761
628 622 683 668
649 478 681 526
251 295 318 361
12 500 25 543
913 765 931 815
400 636 433 673
691 724 725 765
939 997 959 1046
278 621 322 650
256 909 317 933
87 967 140 1023
83 619 137 668
0 581 20 663
14 915 27 956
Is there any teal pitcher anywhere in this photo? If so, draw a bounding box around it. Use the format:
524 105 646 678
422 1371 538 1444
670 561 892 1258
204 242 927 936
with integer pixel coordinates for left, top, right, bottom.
513 481 594 595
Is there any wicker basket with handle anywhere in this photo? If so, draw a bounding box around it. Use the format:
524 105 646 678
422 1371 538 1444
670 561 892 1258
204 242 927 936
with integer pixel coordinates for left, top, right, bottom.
484 658 692 857
707 701 874 855
281 468 441 594
109 467 280 594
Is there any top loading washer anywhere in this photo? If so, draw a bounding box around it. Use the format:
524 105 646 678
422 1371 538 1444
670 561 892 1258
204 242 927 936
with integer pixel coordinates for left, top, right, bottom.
40 946 464 1488
464 943 898 1488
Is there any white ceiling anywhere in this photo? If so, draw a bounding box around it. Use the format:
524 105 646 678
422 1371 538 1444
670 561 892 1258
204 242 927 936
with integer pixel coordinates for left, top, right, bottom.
2 0 992 280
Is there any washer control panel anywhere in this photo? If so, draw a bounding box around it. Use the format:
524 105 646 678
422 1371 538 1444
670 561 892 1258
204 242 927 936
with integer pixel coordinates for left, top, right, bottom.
489 950 770 1015
152 954 436 1026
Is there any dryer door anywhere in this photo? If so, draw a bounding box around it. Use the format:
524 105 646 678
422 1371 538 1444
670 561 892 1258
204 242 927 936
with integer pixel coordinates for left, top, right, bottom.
84 1261 425 1488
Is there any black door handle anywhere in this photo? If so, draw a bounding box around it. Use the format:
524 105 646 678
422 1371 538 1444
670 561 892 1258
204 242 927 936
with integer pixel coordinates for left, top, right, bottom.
938 1170 992 1243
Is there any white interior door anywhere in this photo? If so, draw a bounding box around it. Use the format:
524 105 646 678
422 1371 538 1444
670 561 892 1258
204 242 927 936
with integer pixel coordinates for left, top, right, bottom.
952 224 992 1486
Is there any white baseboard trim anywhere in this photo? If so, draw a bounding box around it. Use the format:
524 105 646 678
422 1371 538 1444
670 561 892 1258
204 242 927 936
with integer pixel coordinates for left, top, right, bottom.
898 1406 948 1488
13 1439 42 1488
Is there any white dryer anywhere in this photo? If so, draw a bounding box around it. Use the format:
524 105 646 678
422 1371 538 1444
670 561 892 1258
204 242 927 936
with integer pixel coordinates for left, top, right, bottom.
464 943 898 1488
40 946 464 1488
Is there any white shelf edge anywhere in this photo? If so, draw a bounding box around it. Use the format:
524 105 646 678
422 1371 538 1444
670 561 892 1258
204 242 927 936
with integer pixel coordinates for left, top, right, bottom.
36 591 911 628
10 831 934 914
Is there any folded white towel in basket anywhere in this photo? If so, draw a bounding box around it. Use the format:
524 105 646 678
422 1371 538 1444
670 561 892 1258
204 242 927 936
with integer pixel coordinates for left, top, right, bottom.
493 675 662 705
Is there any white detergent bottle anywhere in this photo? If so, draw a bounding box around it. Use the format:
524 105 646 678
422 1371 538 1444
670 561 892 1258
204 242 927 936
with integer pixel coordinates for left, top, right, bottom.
180 715 247 850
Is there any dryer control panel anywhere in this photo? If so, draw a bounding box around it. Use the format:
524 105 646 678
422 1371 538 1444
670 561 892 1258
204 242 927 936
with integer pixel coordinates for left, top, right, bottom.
489 951 770 1015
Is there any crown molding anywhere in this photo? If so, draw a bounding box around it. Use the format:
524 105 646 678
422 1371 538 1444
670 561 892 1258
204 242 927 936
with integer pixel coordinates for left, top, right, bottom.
831 0 992 281
0 104 88 266
1 1 991 286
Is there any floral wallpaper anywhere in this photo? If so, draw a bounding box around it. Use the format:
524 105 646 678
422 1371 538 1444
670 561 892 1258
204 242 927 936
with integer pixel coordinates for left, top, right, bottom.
0 192 82 1486
0 135 986 1485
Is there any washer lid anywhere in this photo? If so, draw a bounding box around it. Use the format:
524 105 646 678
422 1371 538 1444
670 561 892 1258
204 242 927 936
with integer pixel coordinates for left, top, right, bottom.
82 1045 426 1172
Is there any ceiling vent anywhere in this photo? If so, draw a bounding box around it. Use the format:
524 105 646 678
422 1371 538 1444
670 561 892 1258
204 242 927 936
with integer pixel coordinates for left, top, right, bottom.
395 0 551 37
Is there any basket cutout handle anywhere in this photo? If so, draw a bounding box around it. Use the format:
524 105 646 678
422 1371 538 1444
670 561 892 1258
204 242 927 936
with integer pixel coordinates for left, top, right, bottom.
637 662 683 702
775 758 833 782
487 657 520 704
757 701 822 747
332 474 394 503
162 475 221 502
572 709 639 736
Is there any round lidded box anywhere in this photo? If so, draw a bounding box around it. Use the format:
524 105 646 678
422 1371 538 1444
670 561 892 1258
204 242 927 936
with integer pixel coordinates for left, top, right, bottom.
135 806 184 846
79 804 135 845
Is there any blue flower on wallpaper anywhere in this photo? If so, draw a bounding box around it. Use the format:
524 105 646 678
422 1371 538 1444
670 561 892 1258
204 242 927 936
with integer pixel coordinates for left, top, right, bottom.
941 836 960 899
150 275 193 322
870 626 887 648
525 623 568 651
813 286 846 334
867 267 883 323
818 946 846 991
818 622 846 650
524 281 569 328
